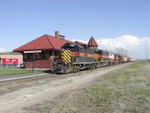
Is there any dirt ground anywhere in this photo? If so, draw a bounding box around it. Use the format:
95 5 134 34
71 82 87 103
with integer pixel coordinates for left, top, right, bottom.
0 63 132 113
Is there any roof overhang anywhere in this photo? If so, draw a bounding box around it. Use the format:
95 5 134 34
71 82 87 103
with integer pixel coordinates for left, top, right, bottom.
13 48 61 53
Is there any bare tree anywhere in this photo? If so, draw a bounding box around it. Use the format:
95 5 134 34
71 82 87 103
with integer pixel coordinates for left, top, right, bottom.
115 47 128 56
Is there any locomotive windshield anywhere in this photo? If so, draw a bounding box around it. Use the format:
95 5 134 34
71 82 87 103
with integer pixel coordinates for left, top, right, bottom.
63 46 76 52
62 43 78 52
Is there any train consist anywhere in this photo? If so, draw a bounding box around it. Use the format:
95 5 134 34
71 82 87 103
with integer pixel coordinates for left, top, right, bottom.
53 43 131 73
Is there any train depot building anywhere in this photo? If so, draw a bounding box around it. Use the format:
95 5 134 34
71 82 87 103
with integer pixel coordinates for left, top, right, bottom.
13 31 75 69
13 31 97 70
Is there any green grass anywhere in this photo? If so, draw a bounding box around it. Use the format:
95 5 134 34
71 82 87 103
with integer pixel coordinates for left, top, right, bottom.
0 69 46 77
60 62 150 113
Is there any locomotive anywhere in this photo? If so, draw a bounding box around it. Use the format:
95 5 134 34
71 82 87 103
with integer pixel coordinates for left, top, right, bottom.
53 43 98 73
53 42 130 73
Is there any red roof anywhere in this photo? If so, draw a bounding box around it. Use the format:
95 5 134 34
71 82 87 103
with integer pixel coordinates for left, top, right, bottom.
87 37 98 48
13 34 73 52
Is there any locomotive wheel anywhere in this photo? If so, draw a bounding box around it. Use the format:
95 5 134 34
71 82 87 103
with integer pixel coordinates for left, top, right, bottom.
95 64 98 68
97 63 102 68
63 65 70 74
73 67 79 73
73 68 77 73
73 68 78 73
90 64 94 70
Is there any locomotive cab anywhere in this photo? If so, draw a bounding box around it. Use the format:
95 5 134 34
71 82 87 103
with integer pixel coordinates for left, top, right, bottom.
62 43 79 52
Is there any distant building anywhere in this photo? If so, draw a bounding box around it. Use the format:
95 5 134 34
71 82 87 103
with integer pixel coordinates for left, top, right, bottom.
0 52 23 67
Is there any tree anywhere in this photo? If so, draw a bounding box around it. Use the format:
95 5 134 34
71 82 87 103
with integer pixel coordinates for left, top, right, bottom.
115 47 128 56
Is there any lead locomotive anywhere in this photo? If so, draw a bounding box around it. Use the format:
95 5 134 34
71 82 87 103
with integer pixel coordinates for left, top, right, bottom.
53 43 98 73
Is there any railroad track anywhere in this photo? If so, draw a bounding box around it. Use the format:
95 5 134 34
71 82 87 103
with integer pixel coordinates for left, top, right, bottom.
0 62 133 113
0 63 131 82
0 73 50 82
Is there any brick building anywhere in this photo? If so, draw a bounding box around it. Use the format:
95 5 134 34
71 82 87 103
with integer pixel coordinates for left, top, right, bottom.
13 31 74 69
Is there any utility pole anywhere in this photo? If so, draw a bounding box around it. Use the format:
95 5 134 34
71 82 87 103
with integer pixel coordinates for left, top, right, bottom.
145 41 147 60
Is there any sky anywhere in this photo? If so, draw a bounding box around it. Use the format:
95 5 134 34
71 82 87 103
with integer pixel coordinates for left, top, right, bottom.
0 0 150 59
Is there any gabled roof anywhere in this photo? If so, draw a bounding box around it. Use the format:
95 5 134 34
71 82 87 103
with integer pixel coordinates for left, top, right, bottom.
13 34 73 52
87 36 98 48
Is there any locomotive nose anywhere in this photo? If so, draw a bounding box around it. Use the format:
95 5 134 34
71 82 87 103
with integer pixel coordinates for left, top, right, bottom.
60 50 71 63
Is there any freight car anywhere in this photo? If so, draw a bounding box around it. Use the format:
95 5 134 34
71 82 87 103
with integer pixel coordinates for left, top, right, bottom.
53 42 131 74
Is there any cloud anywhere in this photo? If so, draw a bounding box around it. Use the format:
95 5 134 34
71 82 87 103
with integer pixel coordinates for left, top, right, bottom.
0 48 6 52
72 35 150 59
96 35 150 59
97 35 139 50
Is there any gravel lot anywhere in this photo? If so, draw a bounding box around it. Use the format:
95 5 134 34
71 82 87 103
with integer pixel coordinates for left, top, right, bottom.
0 63 132 113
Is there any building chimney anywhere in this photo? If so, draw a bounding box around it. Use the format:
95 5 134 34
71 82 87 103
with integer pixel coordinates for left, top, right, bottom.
55 31 59 38
54 31 65 39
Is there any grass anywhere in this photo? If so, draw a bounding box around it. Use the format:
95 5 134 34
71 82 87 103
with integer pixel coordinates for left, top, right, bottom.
0 69 46 77
59 61 150 113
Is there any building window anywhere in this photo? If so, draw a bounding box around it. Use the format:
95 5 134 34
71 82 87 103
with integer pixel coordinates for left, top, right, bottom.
41 51 49 59
36 53 41 60
23 54 27 61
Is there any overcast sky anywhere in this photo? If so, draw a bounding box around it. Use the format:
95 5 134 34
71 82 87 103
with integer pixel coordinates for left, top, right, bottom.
0 0 150 59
